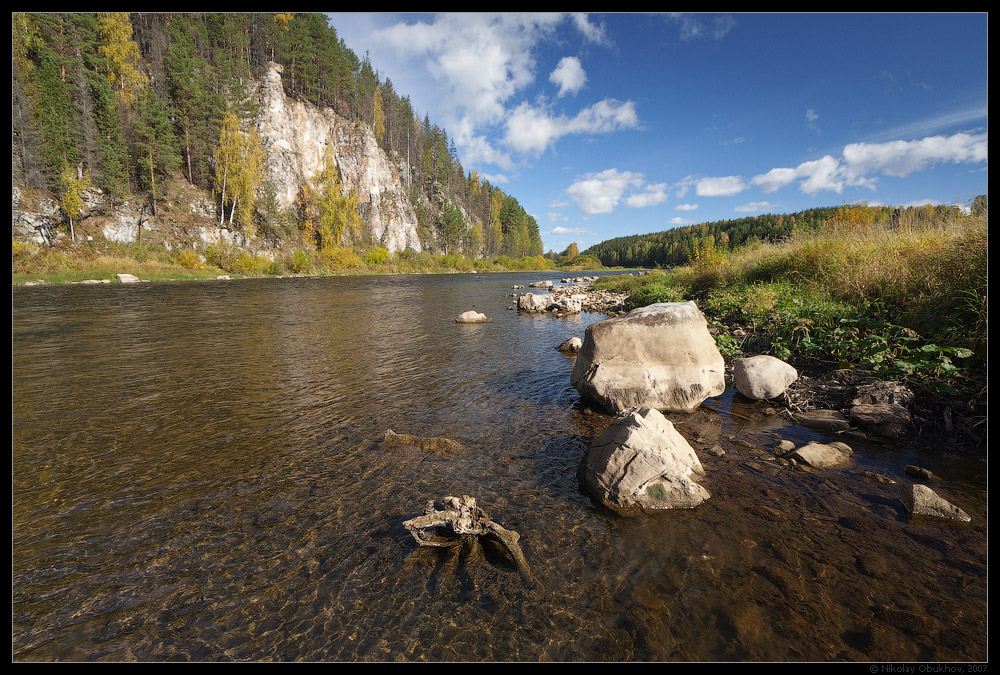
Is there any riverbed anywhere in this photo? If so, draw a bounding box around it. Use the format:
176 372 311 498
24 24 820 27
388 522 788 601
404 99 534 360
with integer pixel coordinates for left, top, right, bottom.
12 272 987 661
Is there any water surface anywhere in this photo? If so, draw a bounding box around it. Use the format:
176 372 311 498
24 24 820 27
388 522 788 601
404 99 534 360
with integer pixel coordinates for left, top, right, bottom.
13 273 987 661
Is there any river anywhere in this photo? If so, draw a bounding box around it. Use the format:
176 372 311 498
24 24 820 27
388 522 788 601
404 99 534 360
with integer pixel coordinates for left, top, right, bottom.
12 273 987 661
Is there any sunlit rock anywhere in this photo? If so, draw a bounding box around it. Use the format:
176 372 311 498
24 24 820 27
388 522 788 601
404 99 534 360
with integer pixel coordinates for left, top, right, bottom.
570 301 725 413
581 406 710 514
456 310 491 324
733 355 798 400
901 484 971 522
787 441 853 468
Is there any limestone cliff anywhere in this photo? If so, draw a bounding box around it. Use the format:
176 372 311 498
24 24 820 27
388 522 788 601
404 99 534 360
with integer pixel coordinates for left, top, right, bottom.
257 63 422 253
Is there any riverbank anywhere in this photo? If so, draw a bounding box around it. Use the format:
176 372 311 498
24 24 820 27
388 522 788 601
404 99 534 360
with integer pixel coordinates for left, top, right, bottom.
590 210 987 453
12 239 619 286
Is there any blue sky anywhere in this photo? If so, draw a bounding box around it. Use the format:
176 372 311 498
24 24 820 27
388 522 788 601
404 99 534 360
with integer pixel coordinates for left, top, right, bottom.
330 13 988 254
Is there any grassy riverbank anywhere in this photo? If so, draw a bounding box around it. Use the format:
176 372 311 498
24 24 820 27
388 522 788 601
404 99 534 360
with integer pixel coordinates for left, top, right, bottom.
593 208 987 396
13 239 608 285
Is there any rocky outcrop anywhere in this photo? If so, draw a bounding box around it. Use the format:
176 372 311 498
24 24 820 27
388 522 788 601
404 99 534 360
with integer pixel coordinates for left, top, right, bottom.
733 355 798 400
571 301 726 413
580 406 710 514
256 62 421 252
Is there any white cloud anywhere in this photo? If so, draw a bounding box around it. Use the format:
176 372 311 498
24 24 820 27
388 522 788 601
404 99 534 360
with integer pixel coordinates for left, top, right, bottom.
806 108 820 134
841 132 988 178
548 199 569 208
735 201 777 213
669 217 695 225
504 98 639 156
750 131 988 197
674 203 699 211
547 212 570 223
482 172 509 184
551 226 592 235
696 175 746 197
669 13 735 41
902 199 942 208
624 183 668 208
369 13 614 168
550 56 586 97
566 169 646 216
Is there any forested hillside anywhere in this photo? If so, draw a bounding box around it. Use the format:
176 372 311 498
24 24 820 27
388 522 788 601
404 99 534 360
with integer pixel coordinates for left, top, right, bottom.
12 13 543 258
582 204 972 268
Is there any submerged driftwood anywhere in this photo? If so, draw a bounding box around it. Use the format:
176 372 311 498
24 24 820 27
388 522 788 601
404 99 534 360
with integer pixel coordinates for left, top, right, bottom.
383 429 466 453
403 495 539 589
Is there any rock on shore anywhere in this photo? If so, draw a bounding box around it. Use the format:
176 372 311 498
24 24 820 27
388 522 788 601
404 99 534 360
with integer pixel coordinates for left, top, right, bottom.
571 301 725 413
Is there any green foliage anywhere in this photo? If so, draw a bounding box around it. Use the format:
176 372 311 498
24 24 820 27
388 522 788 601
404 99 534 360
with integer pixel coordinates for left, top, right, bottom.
203 244 272 276
364 246 391 267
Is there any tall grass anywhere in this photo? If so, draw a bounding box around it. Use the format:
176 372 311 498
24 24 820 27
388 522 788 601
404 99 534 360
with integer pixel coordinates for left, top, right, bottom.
594 208 987 380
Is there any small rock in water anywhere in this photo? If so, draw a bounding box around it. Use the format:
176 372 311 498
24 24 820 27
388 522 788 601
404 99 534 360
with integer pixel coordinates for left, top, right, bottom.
904 465 938 481
556 337 583 353
900 484 971 522
456 310 492 324
788 441 853 468
794 409 850 432
862 471 897 485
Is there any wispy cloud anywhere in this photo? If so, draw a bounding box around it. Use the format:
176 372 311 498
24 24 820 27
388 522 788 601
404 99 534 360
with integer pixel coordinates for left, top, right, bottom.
669 217 695 225
551 226 592 235
806 108 820 135
370 13 618 169
668 13 736 41
696 175 747 197
674 203 699 211
734 201 777 213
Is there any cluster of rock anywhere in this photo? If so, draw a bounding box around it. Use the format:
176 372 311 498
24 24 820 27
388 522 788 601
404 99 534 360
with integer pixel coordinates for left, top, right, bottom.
787 374 915 440
514 279 629 316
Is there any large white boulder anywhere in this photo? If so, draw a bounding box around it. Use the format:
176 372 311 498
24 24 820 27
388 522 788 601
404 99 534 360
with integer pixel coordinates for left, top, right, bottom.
734 355 798 400
570 301 725 413
581 406 710 514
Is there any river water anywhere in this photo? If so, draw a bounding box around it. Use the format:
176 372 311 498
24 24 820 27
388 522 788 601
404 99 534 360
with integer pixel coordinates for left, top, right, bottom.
12 273 987 662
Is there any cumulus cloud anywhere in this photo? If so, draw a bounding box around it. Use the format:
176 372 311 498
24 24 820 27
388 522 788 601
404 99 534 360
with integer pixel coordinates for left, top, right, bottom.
674 203 699 211
551 226 592 235
696 175 746 197
751 132 987 196
566 169 646 216
550 56 587 97
841 132 987 178
734 201 777 213
504 98 639 155
669 217 695 225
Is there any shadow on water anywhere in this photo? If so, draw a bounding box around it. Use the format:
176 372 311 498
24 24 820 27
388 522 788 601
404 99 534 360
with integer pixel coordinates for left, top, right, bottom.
12 275 987 661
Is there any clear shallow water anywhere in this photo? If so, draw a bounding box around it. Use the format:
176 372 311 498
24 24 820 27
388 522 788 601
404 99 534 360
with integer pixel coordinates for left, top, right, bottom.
12 273 987 661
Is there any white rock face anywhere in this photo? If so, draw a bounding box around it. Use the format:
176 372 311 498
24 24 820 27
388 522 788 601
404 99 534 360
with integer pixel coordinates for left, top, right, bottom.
256 63 421 252
570 301 725 413
556 337 583 353
581 406 710 514
734 355 798 400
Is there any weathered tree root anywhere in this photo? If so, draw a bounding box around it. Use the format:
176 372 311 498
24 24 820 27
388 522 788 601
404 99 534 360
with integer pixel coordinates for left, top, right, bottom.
403 495 540 589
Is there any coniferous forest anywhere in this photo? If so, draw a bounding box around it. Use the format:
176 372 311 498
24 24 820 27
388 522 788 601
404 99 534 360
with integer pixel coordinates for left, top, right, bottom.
12 13 544 260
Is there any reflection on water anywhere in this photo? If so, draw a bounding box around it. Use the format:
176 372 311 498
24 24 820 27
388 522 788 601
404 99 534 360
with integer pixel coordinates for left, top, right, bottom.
13 274 987 661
